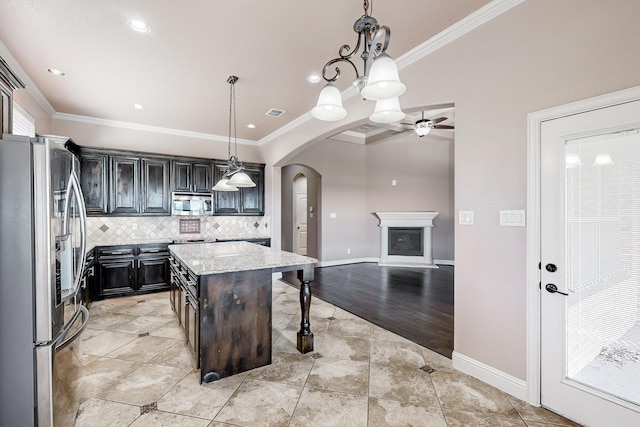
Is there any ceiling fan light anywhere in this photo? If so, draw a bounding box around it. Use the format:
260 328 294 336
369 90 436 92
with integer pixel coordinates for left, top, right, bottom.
369 97 405 123
228 171 256 187
415 119 431 137
212 178 238 192
361 54 406 101
312 83 347 121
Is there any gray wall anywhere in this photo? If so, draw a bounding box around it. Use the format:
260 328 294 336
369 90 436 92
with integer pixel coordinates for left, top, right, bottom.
285 134 455 263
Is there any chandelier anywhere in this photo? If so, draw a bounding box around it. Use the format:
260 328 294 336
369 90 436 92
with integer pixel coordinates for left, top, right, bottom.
312 0 406 123
212 76 256 191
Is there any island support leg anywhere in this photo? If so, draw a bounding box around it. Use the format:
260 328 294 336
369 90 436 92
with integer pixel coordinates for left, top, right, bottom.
296 268 314 353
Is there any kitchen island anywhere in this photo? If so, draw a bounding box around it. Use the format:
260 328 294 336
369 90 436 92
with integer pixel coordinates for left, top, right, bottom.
168 241 317 383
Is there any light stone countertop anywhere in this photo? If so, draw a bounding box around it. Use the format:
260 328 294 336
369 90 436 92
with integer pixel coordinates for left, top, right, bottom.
168 241 318 276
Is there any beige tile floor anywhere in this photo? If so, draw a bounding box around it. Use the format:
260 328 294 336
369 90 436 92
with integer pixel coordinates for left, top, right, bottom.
72 280 579 427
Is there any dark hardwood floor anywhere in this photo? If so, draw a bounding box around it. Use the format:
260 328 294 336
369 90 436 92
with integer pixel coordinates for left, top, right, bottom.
282 262 454 358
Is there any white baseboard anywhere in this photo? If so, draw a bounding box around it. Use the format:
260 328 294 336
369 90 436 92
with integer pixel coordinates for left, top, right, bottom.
318 258 455 268
317 257 378 267
452 351 529 402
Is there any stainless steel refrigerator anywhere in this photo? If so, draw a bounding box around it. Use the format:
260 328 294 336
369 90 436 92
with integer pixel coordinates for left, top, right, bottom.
0 134 89 426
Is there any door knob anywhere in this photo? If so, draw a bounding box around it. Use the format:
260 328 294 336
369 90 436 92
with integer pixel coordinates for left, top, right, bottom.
545 283 568 296
545 263 557 272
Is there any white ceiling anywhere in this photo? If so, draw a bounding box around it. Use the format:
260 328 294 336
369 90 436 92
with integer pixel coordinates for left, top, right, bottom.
0 0 489 143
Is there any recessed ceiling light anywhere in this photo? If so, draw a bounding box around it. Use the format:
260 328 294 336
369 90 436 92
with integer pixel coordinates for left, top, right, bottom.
247 124 256 129
307 74 321 84
47 68 66 77
131 103 144 110
127 19 151 33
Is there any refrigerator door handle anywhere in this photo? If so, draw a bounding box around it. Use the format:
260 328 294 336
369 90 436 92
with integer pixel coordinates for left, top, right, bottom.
55 305 89 351
69 172 87 295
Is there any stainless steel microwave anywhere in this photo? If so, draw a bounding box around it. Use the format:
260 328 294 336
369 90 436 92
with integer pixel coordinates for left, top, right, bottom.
171 192 213 216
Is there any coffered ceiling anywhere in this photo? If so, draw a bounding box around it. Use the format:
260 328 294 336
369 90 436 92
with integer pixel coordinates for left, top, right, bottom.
0 1 490 143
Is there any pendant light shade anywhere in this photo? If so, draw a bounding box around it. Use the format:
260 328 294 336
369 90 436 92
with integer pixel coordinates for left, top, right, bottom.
212 178 238 192
228 171 256 187
312 83 347 121
369 96 405 123
360 54 406 101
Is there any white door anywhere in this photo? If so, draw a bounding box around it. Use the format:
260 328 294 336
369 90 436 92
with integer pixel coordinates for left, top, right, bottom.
541 99 640 426
295 192 308 255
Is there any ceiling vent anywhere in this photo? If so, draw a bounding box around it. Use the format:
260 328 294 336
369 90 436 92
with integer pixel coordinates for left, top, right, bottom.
265 108 286 118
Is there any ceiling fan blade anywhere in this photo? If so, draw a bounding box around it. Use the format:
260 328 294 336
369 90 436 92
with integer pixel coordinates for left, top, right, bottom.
432 117 448 124
433 125 454 129
399 123 415 129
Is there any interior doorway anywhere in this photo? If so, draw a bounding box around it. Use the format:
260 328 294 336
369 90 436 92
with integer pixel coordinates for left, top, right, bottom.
281 164 321 260
293 174 308 255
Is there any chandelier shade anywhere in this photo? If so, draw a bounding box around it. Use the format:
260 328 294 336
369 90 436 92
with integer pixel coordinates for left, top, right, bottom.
369 96 405 123
360 54 406 101
311 83 347 121
213 76 255 191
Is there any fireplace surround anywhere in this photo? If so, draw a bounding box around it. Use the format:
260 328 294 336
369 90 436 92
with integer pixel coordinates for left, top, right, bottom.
375 212 438 268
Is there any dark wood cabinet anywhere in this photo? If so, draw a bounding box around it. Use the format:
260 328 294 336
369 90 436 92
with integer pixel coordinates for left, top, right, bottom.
238 164 264 215
141 157 170 214
0 57 25 135
213 162 240 214
213 161 264 216
80 152 108 215
77 146 264 217
109 156 140 214
93 243 170 300
173 160 212 193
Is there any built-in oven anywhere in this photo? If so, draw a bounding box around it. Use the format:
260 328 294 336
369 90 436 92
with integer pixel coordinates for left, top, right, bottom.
171 192 213 216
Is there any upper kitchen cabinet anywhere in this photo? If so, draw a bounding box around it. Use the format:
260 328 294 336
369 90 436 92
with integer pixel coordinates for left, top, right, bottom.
79 151 108 215
172 160 212 193
213 162 240 214
141 157 170 215
213 161 264 216
0 56 26 135
109 155 140 215
80 148 172 216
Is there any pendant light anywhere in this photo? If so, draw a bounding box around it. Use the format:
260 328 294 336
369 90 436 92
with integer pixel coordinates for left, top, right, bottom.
312 0 406 123
212 76 255 192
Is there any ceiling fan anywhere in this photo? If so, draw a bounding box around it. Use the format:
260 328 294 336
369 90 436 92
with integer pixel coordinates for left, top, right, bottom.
401 111 455 137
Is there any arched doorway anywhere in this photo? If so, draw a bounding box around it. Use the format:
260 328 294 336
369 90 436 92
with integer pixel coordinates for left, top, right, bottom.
293 173 308 255
281 164 321 260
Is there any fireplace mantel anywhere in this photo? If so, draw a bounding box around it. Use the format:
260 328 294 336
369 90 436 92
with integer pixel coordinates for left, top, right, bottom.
375 211 439 268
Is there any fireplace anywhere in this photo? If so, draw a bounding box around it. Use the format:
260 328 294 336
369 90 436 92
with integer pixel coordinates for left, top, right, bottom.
375 212 438 268
388 227 423 256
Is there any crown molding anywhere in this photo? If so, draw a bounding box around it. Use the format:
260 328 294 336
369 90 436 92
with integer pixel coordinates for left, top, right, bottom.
52 112 258 145
258 0 526 147
396 0 526 69
0 41 56 116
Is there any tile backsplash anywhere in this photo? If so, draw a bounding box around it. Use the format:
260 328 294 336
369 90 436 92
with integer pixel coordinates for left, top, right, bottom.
88 215 270 244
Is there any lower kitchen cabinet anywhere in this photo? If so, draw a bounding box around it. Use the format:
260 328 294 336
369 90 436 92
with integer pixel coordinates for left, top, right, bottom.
92 243 170 300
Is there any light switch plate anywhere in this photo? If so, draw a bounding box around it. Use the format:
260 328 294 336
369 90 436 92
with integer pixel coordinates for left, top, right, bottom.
500 210 526 226
459 211 474 225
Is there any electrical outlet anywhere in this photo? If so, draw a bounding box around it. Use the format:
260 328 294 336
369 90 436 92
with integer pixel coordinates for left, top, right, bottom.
347 248 351 254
